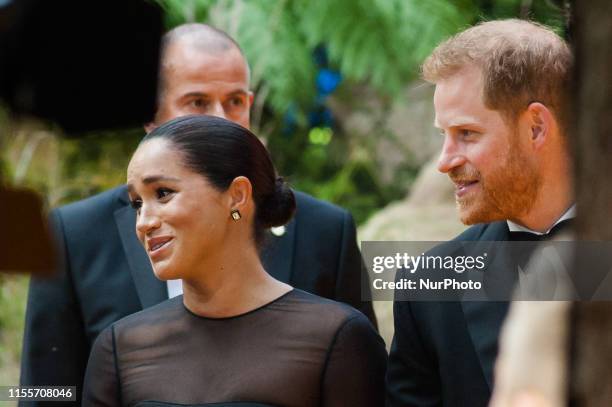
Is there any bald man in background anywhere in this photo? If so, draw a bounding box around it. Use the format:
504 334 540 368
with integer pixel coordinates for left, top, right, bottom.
20 24 375 406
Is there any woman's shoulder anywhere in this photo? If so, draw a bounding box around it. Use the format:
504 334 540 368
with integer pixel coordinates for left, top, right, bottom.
282 288 357 310
275 289 376 334
107 296 185 344
275 290 385 360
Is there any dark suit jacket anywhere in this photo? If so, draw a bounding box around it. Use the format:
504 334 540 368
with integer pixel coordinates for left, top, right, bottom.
386 221 511 407
20 185 376 406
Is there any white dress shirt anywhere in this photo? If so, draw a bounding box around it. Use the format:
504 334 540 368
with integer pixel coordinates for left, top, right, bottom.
507 204 576 235
167 278 183 298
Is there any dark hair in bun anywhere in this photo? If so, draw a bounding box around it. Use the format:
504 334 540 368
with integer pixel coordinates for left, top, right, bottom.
143 115 296 249
258 176 296 228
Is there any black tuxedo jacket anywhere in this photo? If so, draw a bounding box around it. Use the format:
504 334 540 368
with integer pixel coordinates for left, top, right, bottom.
386 221 511 407
20 185 376 405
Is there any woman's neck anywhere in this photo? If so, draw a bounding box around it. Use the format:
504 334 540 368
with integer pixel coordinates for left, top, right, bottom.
181 244 291 318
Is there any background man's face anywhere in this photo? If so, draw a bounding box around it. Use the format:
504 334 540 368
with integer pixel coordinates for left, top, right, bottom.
434 66 539 224
152 41 253 130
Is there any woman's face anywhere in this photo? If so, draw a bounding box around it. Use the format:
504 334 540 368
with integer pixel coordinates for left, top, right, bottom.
127 138 231 281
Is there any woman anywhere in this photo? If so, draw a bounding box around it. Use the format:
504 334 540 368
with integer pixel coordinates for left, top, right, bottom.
83 115 386 406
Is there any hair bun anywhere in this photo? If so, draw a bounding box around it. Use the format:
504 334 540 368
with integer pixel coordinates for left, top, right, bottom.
257 176 296 228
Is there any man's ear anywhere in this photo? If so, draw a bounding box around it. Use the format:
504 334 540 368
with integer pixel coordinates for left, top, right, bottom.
248 91 255 108
227 176 253 216
525 102 556 148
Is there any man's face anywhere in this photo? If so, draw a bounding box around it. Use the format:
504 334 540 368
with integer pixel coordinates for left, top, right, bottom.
151 41 253 130
434 66 540 225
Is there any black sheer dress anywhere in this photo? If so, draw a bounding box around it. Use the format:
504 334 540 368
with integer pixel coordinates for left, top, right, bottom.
83 289 386 407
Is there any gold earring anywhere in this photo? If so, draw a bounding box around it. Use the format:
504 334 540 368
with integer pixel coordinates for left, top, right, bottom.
230 209 242 221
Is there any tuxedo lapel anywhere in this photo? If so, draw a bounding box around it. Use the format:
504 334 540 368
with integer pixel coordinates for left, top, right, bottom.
460 221 511 390
260 218 296 284
114 189 166 309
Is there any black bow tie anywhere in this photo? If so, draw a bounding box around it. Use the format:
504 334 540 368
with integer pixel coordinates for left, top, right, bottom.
509 219 574 241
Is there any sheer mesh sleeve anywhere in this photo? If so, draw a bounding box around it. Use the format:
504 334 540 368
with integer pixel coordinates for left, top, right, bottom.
83 325 120 406
321 313 387 406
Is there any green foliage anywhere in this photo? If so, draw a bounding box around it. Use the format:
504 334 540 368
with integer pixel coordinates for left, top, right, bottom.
270 125 419 225
1 117 142 207
233 1 317 115
157 0 477 113
289 144 385 224
57 129 142 204
473 0 568 34
0 274 28 386
295 0 477 95
157 0 216 27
